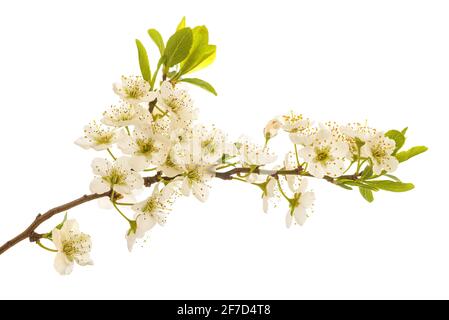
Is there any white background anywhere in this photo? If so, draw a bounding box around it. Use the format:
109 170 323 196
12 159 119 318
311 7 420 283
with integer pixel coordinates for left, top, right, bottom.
0 0 447 300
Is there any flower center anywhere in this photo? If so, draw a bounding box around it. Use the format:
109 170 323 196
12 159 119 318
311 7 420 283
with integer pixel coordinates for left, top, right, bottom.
165 154 177 169
372 145 386 163
186 168 202 182
136 138 158 155
124 84 145 99
105 167 127 185
62 234 91 260
314 147 332 163
201 138 216 154
93 132 114 145
142 197 158 214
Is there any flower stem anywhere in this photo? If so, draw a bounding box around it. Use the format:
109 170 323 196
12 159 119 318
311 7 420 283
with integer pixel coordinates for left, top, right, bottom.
36 240 58 253
107 148 117 161
110 190 132 222
294 144 301 167
276 178 291 201
115 202 136 206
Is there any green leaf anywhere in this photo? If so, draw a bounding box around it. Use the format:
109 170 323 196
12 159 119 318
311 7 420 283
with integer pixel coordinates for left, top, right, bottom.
135 39 151 81
191 25 209 48
361 166 373 179
176 16 186 31
180 78 217 96
336 183 353 190
385 130 405 154
176 26 215 77
395 146 428 163
341 180 379 191
147 29 165 55
359 187 374 203
401 127 408 136
190 50 216 73
179 45 216 76
384 174 401 182
164 28 193 67
365 180 414 192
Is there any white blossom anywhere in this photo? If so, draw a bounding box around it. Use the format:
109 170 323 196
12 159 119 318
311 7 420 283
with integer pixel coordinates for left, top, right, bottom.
126 185 175 251
90 157 144 195
340 122 377 158
175 164 215 202
264 118 282 140
117 127 170 171
157 81 197 128
237 138 277 167
113 76 157 104
101 102 152 127
262 176 277 213
281 112 313 143
298 128 349 179
361 132 399 175
52 219 93 275
285 179 315 228
75 121 118 151
284 151 301 191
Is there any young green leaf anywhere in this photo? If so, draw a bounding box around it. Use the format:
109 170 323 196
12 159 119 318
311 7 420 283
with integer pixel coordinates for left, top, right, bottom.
401 127 408 136
176 16 186 31
395 146 428 163
135 39 151 81
147 29 165 55
383 174 401 182
361 166 373 179
189 50 216 73
341 180 379 191
385 130 405 154
179 45 216 76
179 78 217 96
336 183 353 190
164 28 193 67
359 187 374 203
365 180 414 192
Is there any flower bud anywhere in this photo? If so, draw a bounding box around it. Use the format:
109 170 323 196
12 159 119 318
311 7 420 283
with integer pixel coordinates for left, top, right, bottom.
264 118 282 140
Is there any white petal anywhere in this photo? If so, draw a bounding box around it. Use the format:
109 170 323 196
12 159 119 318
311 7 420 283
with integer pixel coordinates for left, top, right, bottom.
136 214 157 236
52 228 63 250
126 171 144 190
63 219 80 234
294 206 307 226
384 156 399 173
297 146 314 162
54 253 74 275
192 181 209 202
300 191 315 208
333 141 350 157
308 163 325 179
76 254 93 266
372 162 383 175
97 197 113 210
263 196 269 213
91 158 111 176
125 230 137 252
74 137 91 149
128 156 148 172
297 178 308 193
89 177 110 194
285 211 293 228
181 178 191 197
